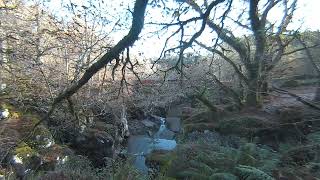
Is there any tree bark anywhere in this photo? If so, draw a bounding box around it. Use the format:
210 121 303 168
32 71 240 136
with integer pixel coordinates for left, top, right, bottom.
246 63 260 106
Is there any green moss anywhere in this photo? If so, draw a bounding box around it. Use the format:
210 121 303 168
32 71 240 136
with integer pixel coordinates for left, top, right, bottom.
158 141 280 180
217 116 271 137
184 123 216 133
23 112 41 125
0 169 5 176
0 102 14 110
14 142 37 161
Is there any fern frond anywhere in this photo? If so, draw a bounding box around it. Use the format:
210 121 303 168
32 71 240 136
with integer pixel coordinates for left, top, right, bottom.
235 165 275 180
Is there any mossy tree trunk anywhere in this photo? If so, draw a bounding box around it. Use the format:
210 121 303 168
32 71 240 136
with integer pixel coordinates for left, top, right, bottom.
187 0 297 108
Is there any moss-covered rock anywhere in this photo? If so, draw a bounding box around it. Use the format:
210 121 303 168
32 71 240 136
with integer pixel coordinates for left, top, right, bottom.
27 125 54 149
146 149 177 174
217 116 273 137
14 142 37 162
184 123 217 134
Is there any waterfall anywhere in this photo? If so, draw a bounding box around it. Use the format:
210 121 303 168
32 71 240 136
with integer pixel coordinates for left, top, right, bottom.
127 116 177 173
154 117 166 138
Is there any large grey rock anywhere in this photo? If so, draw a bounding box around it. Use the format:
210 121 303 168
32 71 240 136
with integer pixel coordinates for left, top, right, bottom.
166 117 181 132
157 129 175 140
167 103 191 117
141 119 156 128
167 106 183 117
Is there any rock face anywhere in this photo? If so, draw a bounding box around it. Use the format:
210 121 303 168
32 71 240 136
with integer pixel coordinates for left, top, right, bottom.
141 119 157 128
165 117 181 133
71 128 114 167
155 129 175 140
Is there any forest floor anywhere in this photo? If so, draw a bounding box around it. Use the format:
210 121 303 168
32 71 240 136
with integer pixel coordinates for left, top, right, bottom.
1 85 320 180
264 86 316 111
146 85 320 180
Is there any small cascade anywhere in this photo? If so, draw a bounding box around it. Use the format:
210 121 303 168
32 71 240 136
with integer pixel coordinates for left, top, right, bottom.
127 117 177 173
153 118 166 139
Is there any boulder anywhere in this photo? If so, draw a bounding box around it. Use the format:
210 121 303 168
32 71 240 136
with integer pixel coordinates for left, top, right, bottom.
166 117 181 133
141 119 156 128
155 129 175 140
71 128 114 167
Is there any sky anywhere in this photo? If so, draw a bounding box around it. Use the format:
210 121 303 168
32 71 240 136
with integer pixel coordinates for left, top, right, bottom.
40 0 320 58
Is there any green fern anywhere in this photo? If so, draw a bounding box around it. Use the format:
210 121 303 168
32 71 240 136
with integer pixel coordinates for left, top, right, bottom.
209 173 238 180
235 165 275 180
177 168 211 180
189 160 217 176
307 131 320 144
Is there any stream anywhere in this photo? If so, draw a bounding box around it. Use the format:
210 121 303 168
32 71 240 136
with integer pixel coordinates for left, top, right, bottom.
127 117 177 173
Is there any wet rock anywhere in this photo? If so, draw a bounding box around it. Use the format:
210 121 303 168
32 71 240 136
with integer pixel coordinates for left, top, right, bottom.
141 119 157 128
128 119 156 136
155 129 175 140
148 115 164 126
166 117 181 132
128 120 145 135
71 128 114 167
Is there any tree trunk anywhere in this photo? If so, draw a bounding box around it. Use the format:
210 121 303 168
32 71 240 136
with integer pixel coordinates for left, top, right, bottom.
246 65 260 107
314 86 320 102
261 74 269 96
246 84 259 107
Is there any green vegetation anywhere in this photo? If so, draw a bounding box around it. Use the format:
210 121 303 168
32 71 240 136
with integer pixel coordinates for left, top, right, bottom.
0 0 320 180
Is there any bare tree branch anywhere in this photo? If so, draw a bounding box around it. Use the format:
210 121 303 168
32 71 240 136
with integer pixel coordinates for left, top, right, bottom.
34 0 149 127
